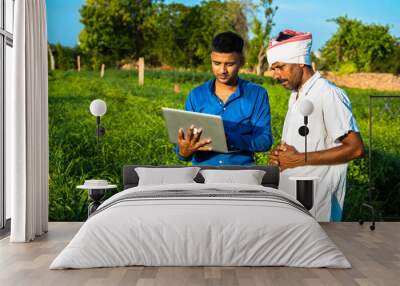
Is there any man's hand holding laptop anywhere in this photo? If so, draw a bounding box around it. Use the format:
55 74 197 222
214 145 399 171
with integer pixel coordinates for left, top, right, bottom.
178 125 212 158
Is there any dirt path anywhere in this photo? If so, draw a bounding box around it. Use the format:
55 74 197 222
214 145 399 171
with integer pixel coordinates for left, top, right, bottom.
263 70 400 92
322 72 400 92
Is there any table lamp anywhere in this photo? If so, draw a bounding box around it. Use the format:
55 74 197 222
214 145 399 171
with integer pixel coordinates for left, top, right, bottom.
291 99 317 211
89 99 107 170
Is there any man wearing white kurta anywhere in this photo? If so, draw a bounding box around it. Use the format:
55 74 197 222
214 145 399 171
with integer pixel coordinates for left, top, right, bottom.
267 30 365 222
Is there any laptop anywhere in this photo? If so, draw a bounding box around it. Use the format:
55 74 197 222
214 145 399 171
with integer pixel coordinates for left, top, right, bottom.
162 107 230 153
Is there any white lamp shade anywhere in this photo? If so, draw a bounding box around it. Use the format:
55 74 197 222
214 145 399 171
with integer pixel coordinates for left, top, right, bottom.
90 99 107 116
299 99 314 116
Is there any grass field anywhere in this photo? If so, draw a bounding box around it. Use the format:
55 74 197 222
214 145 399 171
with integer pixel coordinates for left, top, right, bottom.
48 69 400 221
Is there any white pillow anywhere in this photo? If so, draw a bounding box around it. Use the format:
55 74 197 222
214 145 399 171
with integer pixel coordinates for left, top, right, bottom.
135 167 200 186
200 169 266 185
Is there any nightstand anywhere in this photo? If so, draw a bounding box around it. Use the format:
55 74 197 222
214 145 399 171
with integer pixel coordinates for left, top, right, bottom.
77 184 117 216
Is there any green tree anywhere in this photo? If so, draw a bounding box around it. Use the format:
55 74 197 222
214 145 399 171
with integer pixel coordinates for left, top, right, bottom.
79 0 158 69
152 3 199 68
247 18 262 69
247 0 277 75
189 0 249 69
319 16 397 72
152 0 249 69
371 44 400 74
78 0 249 69
50 43 80 70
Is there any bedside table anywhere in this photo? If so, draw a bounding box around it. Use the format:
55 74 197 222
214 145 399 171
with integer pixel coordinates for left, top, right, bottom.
77 184 117 216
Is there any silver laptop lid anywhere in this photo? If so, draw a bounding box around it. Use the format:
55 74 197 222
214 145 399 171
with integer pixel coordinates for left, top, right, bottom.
162 107 229 153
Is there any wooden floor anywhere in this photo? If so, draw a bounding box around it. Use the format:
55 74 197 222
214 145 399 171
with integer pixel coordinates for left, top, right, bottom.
0 222 399 286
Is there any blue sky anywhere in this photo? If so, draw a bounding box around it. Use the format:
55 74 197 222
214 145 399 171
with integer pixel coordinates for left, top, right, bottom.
46 0 400 51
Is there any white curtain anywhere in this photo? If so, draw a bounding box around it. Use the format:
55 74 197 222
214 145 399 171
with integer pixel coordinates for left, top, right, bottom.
7 0 49 242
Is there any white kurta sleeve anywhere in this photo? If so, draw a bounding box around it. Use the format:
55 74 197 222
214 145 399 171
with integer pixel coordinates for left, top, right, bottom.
322 85 359 143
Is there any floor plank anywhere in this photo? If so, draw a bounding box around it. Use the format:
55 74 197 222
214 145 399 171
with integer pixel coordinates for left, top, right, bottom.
0 222 399 286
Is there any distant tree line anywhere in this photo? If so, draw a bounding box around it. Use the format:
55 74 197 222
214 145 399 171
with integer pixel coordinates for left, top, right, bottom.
49 1 400 75
315 16 400 74
49 0 276 74
48 43 81 70
78 0 255 70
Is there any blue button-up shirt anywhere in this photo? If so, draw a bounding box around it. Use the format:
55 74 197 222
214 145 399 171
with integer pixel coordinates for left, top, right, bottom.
176 78 273 165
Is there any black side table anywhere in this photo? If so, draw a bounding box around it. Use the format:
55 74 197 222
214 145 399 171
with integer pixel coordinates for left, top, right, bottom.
77 184 117 216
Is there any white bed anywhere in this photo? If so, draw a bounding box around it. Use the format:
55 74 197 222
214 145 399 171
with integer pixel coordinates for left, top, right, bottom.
50 183 351 269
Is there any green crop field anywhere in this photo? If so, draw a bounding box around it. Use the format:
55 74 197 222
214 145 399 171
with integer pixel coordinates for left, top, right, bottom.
48 69 400 221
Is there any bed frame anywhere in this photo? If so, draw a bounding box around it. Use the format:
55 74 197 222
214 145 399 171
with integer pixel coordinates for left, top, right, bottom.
122 165 280 189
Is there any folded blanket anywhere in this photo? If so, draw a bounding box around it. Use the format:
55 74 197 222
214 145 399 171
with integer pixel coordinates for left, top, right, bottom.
92 188 312 218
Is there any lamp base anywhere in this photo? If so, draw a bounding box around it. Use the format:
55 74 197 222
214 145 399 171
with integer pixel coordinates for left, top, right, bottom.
289 176 318 211
88 188 106 216
296 180 314 210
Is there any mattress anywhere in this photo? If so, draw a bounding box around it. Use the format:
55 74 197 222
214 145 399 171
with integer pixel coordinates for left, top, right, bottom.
50 183 351 269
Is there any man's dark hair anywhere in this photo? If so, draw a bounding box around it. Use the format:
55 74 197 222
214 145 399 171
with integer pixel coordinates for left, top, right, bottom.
276 31 295 42
212 31 244 54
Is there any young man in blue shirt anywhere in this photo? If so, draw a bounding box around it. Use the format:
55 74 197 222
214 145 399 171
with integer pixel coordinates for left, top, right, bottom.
176 31 273 165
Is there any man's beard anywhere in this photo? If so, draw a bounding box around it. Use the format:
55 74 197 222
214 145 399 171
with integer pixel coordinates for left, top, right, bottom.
278 79 291 89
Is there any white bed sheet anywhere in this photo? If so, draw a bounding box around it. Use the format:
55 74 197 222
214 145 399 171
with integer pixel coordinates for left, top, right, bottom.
50 183 350 269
